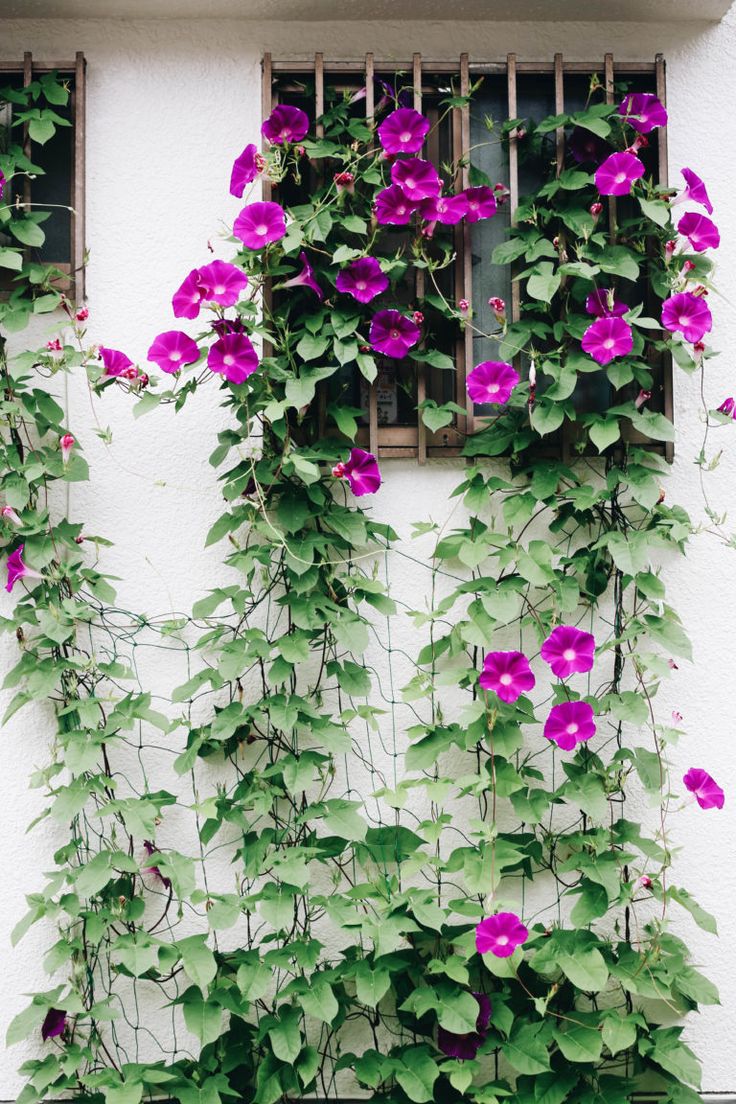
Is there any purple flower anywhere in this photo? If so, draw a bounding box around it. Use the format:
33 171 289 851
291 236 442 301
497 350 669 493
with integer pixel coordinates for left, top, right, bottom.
6 544 43 593
419 193 469 225
680 168 713 215
374 184 418 225
41 1008 66 1041
262 104 309 145
618 92 668 134
661 292 712 343
479 650 535 703
544 700 596 751
369 310 420 359
281 251 323 299
207 333 259 384
197 260 249 306
683 768 725 810
143 840 172 889
332 448 381 496
335 257 388 304
463 187 497 223
0 169 5 200
437 992 491 1061
717 396 736 418
230 143 259 198
585 289 627 318
568 126 610 164
466 360 520 405
172 268 205 320
475 912 529 958
677 211 720 253
595 152 645 197
100 346 135 377
390 158 441 201
233 201 287 250
147 330 200 374
540 625 595 678
377 108 430 155
581 316 633 365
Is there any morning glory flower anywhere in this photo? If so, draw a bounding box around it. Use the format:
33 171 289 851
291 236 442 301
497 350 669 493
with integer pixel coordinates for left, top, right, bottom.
207 333 259 384
377 107 430 155
661 291 712 343
147 330 200 374
568 126 610 164
463 186 497 223
618 92 668 133
0 169 5 200
683 767 725 810
678 167 713 215
335 257 388 303
233 201 287 250
41 1008 66 1041
6 544 43 593
595 151 645 196
479 650 535 703
281 251 323 299
437 992 491 1060
585 289 627 317
390 157 441 201
261 104 309 145
60 434 75 465
475 912 529 958
143 841 172 889
677 211 720 252
374 184 418 225
229 143 259 198
197 260 249 306
172 268 205 319
543 700 596 751
581 316 633 365
100 346 135 377
466 361 520 405
717 396 736 419
419 193 469 226
540 624 596 677
332 448 382 496
369 310 420 359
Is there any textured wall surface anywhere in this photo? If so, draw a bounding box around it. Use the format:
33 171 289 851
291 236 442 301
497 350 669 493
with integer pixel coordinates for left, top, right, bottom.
1 11 736 1096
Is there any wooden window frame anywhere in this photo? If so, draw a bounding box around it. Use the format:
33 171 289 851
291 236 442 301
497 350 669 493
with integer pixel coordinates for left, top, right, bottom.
0 51 86 299
263 52 673 464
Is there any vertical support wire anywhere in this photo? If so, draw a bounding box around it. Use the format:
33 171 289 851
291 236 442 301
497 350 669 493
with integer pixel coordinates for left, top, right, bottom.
414 52 427 464
458 53 473 438
261 54 274 362
555 54 571 463
22 52 32 213
656 53 674 462
365 53 379 458
72 52 86 301
604 53 617 240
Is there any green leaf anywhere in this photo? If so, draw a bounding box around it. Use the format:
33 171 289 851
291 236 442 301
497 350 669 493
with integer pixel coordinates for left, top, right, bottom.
639 196 671 228
320 798 367 841
557 947 608 992
355 962 391 1007
28 117 56 144
554 1020 603 1063
588 417 620 453
268 1006 302 1063
181 990 223 1045
503 1022 551 1075
0 248 25 271
298 977 339 1024
602 1013 637 1055
526 262 561 303
436 990 481 1034
394 1049 439 1104
530 399 565 437
177 935 217 993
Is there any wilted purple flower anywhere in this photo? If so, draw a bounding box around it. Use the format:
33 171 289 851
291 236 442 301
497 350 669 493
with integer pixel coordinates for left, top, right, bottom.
683 767 725 810
437 992 491 1060
390 157 441 201
197 260 249 306
211 317 246 339
677 211 720 252
374 184 417 225
679 167 713 215
568 126 610 164
369 310 420 359
466 360 520 405
230 143 259 198
544 700 596 751
172 268 205 319
377 108 430 155
335 257 388 303
6 544 43 593
585 289 627 318
476 912 529 958
100 346 135 377
332 448 381 496
581 316 633 365
618 92 668 133
717 396 736 418
208 333 259 384
463 186 497 223
661 291 712 343
281 251 323 298
147 330 200 374
479 650 535 703
41 1008 66 1041
635 388 652 409
262 104 309 144
419 193 469 226
540 625 595 678
233 201 287 250
143 841 172 889
595 152 645 197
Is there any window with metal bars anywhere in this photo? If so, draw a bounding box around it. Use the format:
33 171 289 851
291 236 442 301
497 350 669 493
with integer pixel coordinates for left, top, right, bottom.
0 52 86 296
263 52 673 463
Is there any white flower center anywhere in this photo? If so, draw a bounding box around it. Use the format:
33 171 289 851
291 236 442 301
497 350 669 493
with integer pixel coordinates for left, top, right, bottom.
256 224 268 235
224 355 235 366
615 172 627 183
566 723 579 735
497 934 509 945
679 315 689 326
390 329 400 339
499 673 512 685
170 351 182 361
603 338 615 349
214 284 225 294
563 648 576 661
488 383 499 392
400 131 412 142
356 280 367 290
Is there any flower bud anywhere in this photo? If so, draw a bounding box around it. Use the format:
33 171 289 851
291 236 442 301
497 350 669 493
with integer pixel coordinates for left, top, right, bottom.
413 311 424 325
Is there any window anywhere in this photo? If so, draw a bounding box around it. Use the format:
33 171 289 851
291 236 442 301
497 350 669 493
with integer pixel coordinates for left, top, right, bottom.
263 52 672 462
0 52 86 297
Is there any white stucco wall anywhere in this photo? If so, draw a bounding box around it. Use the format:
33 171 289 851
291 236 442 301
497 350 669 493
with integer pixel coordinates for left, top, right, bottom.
1 10 736 1098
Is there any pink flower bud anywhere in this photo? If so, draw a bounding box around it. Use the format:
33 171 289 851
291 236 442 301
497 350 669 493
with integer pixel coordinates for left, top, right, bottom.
665 239 677 262
331 462 346 479
682 259 696 273
60 433 75 465
488 296 506 324
334 170 355 194
413 311 424 325
1 505 22 527
493 183 510 205
45 338 63 352
672 710 684 724
637 875 653 889
458 298 469 313
255 152 267 173
635 389 652 409
138 373 150 389
589 202 603 219
75 307 89 322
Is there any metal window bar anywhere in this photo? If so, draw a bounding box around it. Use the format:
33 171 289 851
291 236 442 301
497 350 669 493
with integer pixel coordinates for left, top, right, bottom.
263 54 671 460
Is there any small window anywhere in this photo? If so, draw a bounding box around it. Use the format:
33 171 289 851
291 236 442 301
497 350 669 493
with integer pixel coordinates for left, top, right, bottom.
263 52 672 462
0 52 86 297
